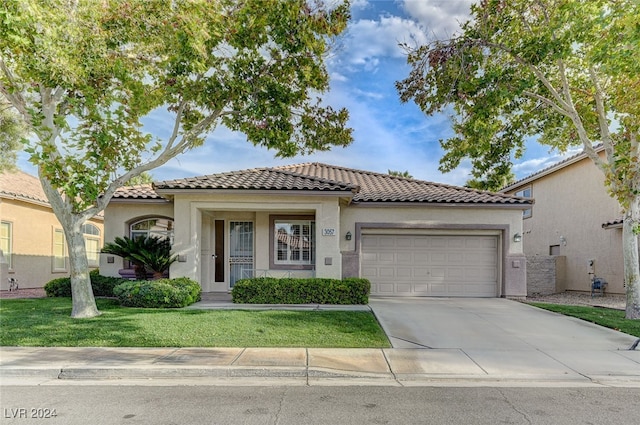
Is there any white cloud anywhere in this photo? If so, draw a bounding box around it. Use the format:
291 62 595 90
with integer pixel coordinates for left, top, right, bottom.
339 15 429 72
512 146 583 178
400 0 474 39
350 0 369 9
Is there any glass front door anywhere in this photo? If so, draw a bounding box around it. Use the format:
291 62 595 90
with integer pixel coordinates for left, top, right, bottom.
229 221 254 287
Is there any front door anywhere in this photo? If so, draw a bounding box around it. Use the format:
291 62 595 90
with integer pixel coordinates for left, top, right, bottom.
229 221 254 287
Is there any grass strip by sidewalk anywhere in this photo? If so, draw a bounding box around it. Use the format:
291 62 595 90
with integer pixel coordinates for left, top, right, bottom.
0 298 391 348
529 303 640 338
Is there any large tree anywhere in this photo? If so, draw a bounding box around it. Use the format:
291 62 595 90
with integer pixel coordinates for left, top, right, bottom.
0 0 352 318
397 0 640 318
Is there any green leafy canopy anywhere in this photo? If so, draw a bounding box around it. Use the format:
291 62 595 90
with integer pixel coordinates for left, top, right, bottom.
397 0 639 199
0 0 353 213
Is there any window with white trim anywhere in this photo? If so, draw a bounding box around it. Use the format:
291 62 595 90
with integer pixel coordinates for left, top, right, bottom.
1 221 12 269
82 223 101 267
130 218 173 242
515 186 533 219
274 220 315 266
53 228 67 271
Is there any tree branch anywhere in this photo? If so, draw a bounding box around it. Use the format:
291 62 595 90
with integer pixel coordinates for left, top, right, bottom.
589 66 613 155
0 58 31 126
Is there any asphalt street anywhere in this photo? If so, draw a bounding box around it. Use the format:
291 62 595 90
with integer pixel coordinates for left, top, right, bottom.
2 385 640 425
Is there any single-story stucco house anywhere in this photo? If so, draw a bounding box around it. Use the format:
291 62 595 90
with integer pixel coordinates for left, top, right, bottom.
100 163 531 298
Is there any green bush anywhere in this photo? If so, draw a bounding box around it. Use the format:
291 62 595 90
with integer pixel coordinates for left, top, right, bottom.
231 277 370 305
44 277 73 298
44 270 127 298
113 277 201 308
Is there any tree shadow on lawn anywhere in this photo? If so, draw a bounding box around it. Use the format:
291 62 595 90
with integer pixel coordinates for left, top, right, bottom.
0 299 389 348
0 298 175 347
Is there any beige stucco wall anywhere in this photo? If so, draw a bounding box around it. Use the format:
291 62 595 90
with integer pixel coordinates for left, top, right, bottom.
0 197 103 289
100 200 174 277
504 156 625 294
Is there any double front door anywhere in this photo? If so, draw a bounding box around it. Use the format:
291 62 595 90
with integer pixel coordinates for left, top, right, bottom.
213 220 254 288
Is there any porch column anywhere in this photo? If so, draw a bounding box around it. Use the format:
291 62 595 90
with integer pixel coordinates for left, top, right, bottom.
315 200 342 279
170 198 200 282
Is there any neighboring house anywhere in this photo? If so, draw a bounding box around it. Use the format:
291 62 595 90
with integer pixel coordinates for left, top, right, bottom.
101 163 530 298
501 148 627 294
0 170 104 289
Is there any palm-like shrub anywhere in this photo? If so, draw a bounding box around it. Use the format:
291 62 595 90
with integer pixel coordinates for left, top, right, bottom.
102 236 177 279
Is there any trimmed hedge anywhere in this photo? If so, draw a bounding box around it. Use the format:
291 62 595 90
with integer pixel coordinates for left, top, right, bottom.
113 277 201 308
44 270 127 298
231 277 370 305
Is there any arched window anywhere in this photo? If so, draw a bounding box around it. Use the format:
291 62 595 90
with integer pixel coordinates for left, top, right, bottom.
83 223 101 267
130 218 174 243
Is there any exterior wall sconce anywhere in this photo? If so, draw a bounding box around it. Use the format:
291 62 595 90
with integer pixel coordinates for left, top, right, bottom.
345 231 352 241
513 233 522 242
560 235 567 246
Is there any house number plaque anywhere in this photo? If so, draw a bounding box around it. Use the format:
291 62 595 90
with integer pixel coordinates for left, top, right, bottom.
322 228 336 236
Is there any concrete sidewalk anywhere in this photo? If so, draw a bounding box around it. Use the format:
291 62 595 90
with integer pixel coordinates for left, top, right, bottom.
2 297 639 387
2 345 639 387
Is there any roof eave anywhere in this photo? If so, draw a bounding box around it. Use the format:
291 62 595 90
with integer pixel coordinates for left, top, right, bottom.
1 193 51 208
350 201 532 209
501 145 606 192
152 188 356 198
108 197 172 204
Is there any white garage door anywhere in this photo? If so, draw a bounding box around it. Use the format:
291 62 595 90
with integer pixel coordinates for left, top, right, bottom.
362 234 498 297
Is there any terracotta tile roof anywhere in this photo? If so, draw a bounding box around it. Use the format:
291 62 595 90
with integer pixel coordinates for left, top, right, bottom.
153 167 358 193
112 184 165 200
144 163 529 205
0 169 49 205
276 163 529 204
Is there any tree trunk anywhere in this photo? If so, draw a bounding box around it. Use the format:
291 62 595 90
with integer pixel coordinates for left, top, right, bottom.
65 222 101 318
623 197 640 319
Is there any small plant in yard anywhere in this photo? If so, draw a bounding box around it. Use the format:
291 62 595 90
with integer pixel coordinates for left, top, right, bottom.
113 277 201 308
102 236 177 279
44 270 127 298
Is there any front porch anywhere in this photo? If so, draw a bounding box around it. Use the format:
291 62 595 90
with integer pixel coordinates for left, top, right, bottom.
168 195 344 292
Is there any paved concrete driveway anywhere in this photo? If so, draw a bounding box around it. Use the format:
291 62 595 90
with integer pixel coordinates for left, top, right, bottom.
369 297 637 351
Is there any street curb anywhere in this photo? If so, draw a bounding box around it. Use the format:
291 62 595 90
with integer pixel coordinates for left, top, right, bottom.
4 366 640 388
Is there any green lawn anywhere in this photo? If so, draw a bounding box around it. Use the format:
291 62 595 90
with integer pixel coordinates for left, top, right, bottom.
0 298 391 348
529 303 640 338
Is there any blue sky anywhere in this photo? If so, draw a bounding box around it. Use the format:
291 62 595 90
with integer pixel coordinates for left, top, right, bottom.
18 0 579 187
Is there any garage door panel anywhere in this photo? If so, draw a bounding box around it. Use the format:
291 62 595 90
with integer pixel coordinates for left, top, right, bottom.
362 234 498 297
397 252 413 264
413 267 430 278
397 267 412 278
430 252 447 264
414 252 430 263
447 238 464 248
465 267 497 280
